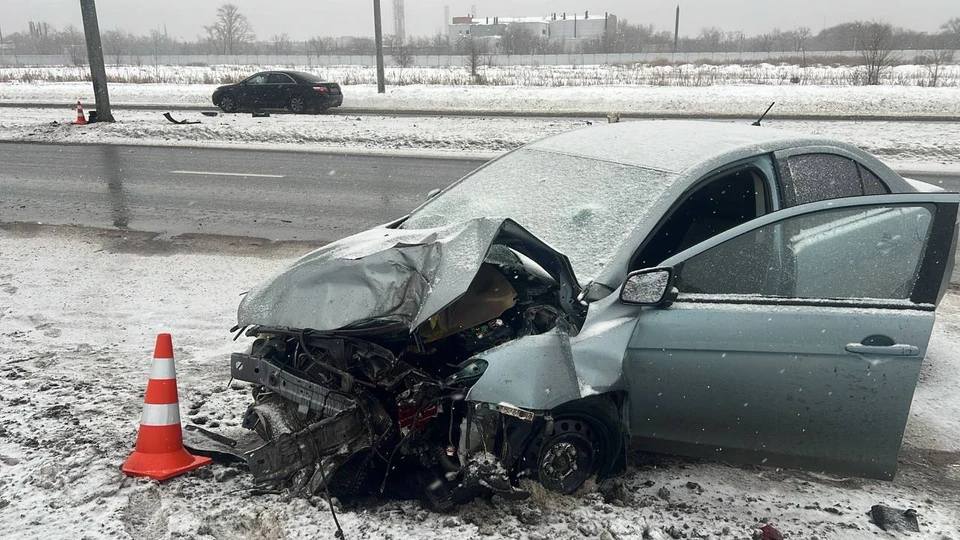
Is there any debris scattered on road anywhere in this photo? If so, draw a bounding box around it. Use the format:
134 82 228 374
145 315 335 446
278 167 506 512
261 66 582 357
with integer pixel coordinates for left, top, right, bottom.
163 112 201 125
870 505 921 532
201 111 219 117
756 523 784 540
252 112 271 118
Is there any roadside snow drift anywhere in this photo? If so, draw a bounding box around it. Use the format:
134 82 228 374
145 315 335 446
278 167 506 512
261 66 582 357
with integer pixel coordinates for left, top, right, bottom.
0 225 958 539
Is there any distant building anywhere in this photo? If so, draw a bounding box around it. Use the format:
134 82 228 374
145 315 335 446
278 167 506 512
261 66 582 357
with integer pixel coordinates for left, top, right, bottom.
449 11 617 51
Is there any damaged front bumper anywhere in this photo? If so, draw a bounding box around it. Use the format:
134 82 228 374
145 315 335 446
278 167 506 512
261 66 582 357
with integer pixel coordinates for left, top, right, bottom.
226 351 541 508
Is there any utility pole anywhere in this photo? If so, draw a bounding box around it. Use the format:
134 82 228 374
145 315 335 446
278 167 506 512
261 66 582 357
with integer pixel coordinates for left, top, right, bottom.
373 0 386 93
79 0 114 122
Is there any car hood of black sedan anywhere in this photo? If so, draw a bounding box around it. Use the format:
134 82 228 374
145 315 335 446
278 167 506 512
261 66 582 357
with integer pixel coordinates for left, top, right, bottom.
237 217 581 333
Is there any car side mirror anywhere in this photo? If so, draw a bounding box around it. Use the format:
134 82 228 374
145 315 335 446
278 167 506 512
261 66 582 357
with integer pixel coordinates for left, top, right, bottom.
620 268 675 306
426 188 442 200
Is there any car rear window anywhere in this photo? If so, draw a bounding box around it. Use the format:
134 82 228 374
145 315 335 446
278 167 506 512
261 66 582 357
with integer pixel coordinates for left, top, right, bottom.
291 71 324 83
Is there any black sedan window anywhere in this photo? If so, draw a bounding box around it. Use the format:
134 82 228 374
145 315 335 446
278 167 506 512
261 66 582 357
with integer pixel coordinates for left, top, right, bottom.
246 74 268 85
267 73 295 84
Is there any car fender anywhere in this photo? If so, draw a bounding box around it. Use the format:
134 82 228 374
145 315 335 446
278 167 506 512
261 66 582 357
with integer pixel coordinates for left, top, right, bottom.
466 291 638 411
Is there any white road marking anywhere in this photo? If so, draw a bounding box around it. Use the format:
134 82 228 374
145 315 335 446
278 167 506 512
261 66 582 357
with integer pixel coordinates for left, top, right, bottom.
170 170 285 178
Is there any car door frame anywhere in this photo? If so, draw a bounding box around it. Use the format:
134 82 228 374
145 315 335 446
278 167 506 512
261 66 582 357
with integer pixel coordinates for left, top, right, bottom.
269 72 298 108
620 192 959 479
626 154 781 272
238 72 269 109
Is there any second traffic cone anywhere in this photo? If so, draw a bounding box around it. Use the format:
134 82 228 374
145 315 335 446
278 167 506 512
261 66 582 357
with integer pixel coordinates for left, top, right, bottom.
121 333 211 481
74 100 87 125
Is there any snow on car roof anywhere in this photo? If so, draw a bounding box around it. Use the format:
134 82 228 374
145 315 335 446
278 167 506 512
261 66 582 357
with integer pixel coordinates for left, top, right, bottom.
527 120 834 174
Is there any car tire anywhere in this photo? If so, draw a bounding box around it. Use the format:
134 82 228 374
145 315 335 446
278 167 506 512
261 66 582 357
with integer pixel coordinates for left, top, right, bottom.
288 95 308 114
218 94 239 113
518 398 622 494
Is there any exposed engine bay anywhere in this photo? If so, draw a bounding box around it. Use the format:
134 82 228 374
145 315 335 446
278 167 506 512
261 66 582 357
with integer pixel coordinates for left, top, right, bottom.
227 245 624 509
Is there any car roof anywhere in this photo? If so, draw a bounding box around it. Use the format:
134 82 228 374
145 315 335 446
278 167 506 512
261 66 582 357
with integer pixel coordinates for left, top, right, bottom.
526 120 836 175
269 70 325 80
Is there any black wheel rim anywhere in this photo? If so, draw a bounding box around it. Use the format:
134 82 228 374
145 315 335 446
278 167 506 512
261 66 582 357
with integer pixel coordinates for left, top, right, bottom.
221 96 235 111
534 417 600 494
290 97 304 113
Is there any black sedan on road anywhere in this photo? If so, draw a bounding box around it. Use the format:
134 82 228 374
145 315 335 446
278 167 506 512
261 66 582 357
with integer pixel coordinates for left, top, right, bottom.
212 70 344 114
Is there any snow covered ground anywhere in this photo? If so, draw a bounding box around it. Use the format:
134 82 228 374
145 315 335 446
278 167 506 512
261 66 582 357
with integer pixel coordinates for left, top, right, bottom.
1 224 958 540
2 63 959 87
2 81 960 118
1 106 959 170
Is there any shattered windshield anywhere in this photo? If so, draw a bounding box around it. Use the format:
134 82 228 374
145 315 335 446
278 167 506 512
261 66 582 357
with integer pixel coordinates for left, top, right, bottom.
403 148 676 282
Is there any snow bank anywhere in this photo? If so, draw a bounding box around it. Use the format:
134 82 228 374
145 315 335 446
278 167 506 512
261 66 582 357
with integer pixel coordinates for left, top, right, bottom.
2 80 960 118
1 107 958 170
0 225 958 539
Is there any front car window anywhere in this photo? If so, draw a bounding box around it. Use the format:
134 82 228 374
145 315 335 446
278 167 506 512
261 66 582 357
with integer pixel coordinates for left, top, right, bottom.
675 204 935 301
402 148 677 282
246 73 268 85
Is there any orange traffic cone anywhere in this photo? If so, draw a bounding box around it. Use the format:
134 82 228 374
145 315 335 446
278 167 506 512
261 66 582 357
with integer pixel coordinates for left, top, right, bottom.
121 333 211 480
74 100 87 125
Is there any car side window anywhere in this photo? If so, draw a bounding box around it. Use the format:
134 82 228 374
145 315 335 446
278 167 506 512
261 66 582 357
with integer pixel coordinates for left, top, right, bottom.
675 204 935 301
266 73 285 84
782 154 862 206
859 165 890 195
247 74 268 85
631 167 769 269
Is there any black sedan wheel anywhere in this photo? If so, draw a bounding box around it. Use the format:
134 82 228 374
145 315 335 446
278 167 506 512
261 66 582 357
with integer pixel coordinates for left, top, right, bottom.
288 95 308 114
218 94 238 113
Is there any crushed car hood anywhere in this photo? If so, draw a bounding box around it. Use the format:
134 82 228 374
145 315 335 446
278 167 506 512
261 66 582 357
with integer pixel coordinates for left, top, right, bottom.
238 217 582 333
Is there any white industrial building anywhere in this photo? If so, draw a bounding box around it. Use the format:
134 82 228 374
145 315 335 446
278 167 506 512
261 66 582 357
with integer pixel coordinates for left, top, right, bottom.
449 11 617 51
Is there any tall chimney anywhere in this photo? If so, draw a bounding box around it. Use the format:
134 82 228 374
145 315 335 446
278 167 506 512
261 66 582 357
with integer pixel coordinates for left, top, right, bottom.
674 5 680 53
444 5 450 34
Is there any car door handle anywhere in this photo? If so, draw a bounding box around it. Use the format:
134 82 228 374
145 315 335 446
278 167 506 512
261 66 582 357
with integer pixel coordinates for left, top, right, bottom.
844 343 920 356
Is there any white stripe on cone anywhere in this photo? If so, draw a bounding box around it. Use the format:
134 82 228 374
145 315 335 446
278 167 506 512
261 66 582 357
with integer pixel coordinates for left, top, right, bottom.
149 357 177 380
140 403 182 426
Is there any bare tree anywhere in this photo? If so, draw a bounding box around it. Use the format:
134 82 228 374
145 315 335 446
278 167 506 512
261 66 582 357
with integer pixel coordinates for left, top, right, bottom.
755 33 775 54
62 25 87 66
918 34 954 87
942 17 960 49
430 32 448 51
102 29 131 66
272 32 290 59
150 29 164 82
391 42 413 67
794 27 811 52
204 3 255 55
858 21 899 85
698 27 722 53
458 37 490 78
500 23 539 55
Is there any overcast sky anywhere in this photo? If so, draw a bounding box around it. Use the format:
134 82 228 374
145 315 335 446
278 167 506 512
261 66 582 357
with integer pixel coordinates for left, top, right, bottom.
6 0 957 40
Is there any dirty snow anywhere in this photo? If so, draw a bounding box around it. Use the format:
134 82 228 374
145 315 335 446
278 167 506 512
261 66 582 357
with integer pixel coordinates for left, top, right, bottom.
1 106 959 169
2 79 960 118
0 224 958 539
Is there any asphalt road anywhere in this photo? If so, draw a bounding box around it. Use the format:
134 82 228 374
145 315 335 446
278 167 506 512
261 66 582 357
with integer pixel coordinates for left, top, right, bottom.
1 142 958 282
0 142 486 242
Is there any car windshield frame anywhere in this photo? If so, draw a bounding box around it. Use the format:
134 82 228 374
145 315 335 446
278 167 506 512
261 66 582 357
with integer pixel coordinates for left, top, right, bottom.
401 148 678 283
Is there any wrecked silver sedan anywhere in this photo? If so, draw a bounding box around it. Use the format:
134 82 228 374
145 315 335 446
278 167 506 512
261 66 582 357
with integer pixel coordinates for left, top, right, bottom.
224 121 959 508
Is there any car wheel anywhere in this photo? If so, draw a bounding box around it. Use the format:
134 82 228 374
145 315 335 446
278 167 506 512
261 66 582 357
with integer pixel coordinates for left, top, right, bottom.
519 412 602 494
218 94 238 113
288 95 308 114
